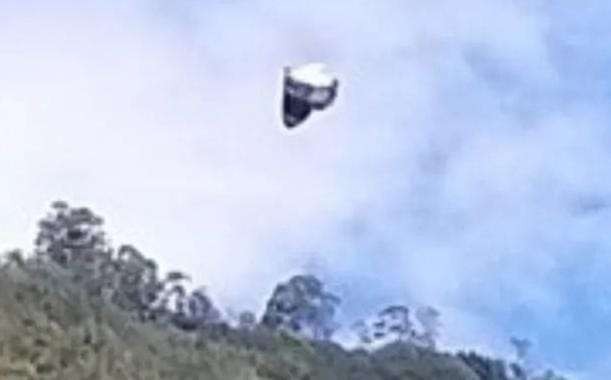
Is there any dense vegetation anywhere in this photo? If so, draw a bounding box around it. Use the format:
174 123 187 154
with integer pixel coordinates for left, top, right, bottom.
0 201 569 379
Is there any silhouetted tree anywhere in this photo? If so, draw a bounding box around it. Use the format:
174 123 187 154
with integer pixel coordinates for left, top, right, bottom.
170 286 221 330
35 200 109 267
531 370 569 380
238 311 256 330
1 249 25 269
351 319 374 345
352 304 414 347
261 274 341 340
509 337 533 379
507 337 569 380
33 200 220 331
414 306 441 349
375 305 413 342
458 351 510 380
509 362 528 380
34 200 114 297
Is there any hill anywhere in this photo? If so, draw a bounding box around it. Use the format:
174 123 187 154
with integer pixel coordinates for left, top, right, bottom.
0 201 568 380
0 258 481 380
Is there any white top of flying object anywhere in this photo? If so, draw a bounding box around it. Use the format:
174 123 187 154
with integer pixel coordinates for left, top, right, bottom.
289 63 335 87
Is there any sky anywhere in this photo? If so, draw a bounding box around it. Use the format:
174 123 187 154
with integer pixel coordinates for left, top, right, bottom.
1 1 610 378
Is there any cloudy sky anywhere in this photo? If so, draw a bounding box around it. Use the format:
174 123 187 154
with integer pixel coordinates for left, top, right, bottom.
1 1 610 377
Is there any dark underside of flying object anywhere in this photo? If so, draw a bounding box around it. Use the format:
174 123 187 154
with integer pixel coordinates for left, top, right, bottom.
282 64 338 129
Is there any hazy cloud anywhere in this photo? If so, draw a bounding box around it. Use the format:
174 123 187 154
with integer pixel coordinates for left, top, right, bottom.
1 1 609 376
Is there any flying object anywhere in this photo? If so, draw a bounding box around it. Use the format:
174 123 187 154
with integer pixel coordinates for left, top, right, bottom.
282 63 338 128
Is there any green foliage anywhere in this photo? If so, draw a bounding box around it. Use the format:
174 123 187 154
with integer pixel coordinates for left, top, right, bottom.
0 260 481 380
261 274 341 341
33 200 220 332
353 304 414 345
0 201 571 380
351 304 441 351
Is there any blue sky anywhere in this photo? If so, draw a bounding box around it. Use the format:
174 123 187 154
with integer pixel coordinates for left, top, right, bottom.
0 1 610 378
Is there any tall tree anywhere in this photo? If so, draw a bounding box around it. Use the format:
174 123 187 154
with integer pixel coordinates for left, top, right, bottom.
375 305 413 342
35 200 110 268
509 337 533 378
33 201 220 331
261 274 341 340
414 306 441 350
352 305 414 346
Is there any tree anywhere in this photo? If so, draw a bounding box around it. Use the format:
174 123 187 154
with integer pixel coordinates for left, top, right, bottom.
510 337 532 361
458 351 510 380
375 305 413 342
509 337 533 379
507 338 569 380
351 304 414 347
351 319 374 345
237 311 256 330
170 286 221 331
414 306 441 350
1 249 26 269
531 370 569 380
261 274 341 340
35 200 109 264
34 200 114 296
32 201 220 332
109 244 161 316
509 362 528 380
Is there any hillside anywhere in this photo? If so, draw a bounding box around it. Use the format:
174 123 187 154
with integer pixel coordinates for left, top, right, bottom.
0 201 568 380
0 258 481 380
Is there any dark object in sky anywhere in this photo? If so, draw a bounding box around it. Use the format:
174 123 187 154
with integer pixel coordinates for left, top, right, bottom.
282 63 338 128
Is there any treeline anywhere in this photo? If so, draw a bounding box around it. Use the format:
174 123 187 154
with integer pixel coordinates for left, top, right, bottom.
1 201 569 380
